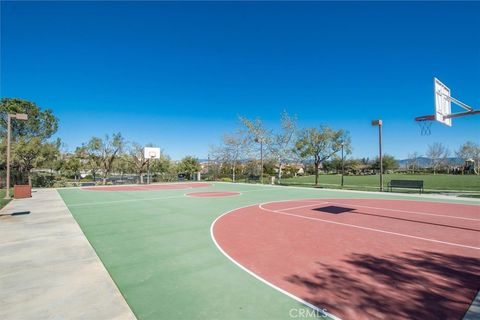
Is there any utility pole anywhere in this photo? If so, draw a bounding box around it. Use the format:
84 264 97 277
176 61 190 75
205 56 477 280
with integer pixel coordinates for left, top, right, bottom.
255 137 264 184
371 120 383 191
341 141 345 187
4 113 29 199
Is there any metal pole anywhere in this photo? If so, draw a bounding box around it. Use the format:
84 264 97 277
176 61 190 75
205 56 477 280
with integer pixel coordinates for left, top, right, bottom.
379 123 383 191
341 143 344 187
4 114 11 199
147 159 150 184
260 139 264 184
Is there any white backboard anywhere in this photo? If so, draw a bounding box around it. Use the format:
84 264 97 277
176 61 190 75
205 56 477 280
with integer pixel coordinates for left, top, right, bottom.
434 77 452 127
144 147 161 159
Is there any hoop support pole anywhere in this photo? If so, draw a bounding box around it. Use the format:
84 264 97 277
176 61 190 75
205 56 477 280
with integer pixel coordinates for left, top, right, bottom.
443 109 480 119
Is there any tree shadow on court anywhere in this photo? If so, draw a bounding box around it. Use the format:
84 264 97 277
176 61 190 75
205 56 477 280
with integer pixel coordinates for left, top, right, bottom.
285 250 480 319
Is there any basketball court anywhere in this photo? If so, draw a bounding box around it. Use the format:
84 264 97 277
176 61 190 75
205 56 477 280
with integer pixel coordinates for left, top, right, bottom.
54 181 479 319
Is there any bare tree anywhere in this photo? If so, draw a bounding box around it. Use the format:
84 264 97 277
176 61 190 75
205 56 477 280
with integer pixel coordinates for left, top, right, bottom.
268 111 297 183
220 132 248 182
456 141 480 174
128 142 148 183
407 151 421 174
426 142 449 174
239 116 271 180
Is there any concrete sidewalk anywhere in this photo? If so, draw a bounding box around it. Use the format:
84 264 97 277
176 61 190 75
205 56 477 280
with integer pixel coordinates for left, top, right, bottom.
0 189 136 320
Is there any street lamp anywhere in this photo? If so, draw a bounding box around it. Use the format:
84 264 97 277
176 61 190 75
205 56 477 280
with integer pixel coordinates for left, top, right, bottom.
254 137 264 184
371 119 383 191
4 113 29 199
341 141 345 187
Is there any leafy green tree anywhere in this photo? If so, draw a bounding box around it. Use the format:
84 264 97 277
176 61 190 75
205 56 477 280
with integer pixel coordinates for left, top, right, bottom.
295 126 350 185
1 98 58 140
177 156 201 180
83 133 125 184
150 153 172 174
372 154 399 173
1 98 59 185
75 145 101 182
11 137 61 184
64 156 82 181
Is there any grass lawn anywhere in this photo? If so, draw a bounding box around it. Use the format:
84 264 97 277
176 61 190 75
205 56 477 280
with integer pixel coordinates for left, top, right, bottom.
280 174 480 192
0 189 13 210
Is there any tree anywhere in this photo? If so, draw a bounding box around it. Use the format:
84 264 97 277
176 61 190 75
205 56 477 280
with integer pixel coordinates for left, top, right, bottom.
1 98 59 185
268 111 297 183
75 145 101 182
150 153 172 174
295 126 350 185
372 154 399 173
177 156 201 180
9 137 61 184
456 141 480 174
239 116 271 163
426 142 449 174
84 133 125 184
64 156 82 181
218 132 248 182
407 151 421 173
128 142 149 183
1 98 58 140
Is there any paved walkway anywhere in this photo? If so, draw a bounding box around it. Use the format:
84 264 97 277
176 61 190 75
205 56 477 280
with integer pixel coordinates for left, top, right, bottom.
0 189 136 320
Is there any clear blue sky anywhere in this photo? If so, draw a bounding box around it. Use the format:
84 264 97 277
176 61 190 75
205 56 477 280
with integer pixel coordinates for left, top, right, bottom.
1 1 479 160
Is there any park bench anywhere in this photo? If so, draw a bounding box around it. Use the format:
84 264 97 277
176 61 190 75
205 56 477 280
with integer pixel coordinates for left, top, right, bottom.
387 180 424 194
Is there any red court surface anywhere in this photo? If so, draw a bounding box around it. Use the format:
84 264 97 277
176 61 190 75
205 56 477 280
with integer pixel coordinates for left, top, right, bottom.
82 182 211 191
212 199 480 320
186 191 240 198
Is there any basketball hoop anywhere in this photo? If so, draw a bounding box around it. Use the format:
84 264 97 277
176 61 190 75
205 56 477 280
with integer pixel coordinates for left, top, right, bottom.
414 78 479 136
416 118 432 135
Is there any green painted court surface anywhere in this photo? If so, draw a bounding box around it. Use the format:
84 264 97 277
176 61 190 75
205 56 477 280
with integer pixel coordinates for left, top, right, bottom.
58 183 478 320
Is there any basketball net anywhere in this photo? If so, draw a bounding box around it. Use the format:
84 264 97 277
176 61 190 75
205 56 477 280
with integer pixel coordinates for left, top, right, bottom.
417 120 432 136
414 115 435 136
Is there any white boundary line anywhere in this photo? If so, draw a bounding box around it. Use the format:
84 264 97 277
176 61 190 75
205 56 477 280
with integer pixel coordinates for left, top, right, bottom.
258 201 480 251
210 204 342 320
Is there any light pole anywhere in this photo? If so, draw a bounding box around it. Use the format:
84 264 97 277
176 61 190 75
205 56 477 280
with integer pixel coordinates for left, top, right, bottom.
341 141 345 187
4 113 29 199
371 119 383 191
254 137 264 184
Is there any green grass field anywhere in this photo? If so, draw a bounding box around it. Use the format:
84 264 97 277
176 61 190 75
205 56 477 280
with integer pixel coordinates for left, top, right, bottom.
280 174 480 193
58 183 478 319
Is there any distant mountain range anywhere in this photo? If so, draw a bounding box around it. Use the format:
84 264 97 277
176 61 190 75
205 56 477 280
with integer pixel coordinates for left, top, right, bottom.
397 157 464 168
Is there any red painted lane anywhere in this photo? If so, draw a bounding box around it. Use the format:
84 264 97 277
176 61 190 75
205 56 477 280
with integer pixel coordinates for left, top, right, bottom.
83 182 211 191
186 191 240 198
260 199 480 248
213 199 480 320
